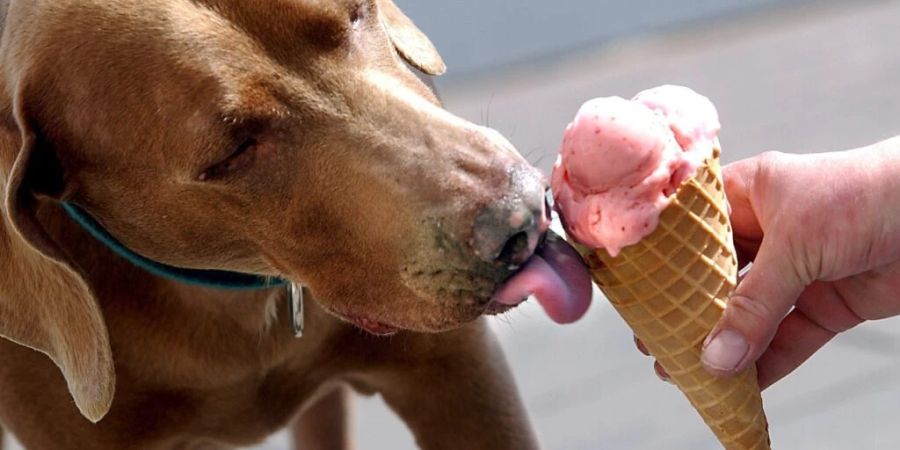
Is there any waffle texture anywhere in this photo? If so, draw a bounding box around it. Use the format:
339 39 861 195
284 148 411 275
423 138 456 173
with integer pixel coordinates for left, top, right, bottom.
575 149 771 449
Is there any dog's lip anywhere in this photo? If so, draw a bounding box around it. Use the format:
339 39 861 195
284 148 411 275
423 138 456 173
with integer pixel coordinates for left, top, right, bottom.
340 313 400 336
483 300 517 316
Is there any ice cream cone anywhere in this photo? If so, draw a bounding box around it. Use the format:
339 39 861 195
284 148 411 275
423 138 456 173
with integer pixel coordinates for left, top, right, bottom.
572 148 770 450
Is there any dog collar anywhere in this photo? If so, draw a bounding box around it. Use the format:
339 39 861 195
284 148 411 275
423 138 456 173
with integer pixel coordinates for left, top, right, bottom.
61 202 304 337
60 202 289 290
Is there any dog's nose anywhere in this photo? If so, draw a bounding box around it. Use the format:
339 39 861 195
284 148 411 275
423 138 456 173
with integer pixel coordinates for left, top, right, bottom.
473 165 550 267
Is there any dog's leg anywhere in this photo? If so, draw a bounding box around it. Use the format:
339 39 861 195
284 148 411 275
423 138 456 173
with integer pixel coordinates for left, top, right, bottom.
0 422 6 450
290 384 352 450
370 321 539 450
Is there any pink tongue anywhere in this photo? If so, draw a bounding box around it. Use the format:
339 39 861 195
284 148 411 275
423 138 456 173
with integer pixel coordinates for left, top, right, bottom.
492 233 592 324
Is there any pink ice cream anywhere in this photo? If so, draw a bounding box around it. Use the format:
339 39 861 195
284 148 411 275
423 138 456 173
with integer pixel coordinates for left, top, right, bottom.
551 85 721 256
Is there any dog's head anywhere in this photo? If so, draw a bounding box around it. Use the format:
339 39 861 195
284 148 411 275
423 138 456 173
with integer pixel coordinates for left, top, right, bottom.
0 0 561 421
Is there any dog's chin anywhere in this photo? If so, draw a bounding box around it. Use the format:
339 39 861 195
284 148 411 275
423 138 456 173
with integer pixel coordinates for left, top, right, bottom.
313 250 533 336
323 290 515 337
338 313 403 336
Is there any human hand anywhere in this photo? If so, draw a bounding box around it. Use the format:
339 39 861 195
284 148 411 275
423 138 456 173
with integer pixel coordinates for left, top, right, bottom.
640 137 900 389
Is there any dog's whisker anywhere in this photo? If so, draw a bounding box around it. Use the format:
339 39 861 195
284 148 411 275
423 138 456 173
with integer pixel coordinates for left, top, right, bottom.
485 93 496 128
532 153 551 168
477 93 498 128
520 146 550 167
492 312 515 328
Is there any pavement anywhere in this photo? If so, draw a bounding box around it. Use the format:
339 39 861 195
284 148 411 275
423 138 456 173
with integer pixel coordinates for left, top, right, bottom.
7 1 900 449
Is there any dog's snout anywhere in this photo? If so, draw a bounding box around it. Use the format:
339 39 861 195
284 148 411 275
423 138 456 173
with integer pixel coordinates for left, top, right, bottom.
472 165 549 267
474 203 541 267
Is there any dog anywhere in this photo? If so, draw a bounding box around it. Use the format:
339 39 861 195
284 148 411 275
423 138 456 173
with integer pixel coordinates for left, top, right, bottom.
0 0 565 449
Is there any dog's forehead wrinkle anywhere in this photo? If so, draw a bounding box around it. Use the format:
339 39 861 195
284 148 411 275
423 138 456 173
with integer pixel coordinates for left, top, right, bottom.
218 99 293 127
195 0 355 60
220 80 334 123
133 1 368 127
167 1 264 55
198 0 350 21
362 69 457 122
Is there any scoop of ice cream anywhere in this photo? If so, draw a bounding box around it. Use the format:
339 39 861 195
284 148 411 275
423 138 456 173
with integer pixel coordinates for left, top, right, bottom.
560 97 667 193
551 85 721 256
634 85 720 154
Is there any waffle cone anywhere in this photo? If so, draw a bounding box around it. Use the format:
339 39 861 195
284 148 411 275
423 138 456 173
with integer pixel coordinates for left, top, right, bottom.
573 149 770 449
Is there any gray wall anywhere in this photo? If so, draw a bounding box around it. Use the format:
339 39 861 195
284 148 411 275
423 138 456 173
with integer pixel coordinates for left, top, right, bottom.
396 0 804 78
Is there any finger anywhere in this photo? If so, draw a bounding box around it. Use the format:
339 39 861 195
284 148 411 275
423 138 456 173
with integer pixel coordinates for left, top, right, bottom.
756 280 865 388
653 360 672 384
722 159 764 243
755 307 836 390
834 262 900 321
723 159 764 270
634 335 650 356
634 336 672 384
701 237 808 377
795 281 864 334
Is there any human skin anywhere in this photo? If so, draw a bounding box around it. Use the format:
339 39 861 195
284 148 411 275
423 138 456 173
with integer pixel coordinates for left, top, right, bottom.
644 136 900 389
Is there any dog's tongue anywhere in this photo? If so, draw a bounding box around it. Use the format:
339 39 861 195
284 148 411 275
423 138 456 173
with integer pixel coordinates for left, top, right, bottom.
492 232 592 324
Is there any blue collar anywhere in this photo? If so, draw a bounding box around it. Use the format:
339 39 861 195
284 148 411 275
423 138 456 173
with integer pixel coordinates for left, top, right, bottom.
61 202 288 290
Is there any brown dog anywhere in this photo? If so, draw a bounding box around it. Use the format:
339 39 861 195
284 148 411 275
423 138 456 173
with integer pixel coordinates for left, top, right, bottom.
0 0 557 449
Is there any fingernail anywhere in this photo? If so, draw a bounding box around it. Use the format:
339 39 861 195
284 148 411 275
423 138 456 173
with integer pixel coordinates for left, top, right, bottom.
701 329 749 371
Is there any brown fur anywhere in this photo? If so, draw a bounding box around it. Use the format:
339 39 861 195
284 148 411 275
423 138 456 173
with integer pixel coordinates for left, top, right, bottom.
0 0 542 448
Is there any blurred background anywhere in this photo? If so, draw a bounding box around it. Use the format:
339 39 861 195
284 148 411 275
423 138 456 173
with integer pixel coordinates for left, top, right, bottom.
348 0 900 449
8 0 900 449
324 0 900 448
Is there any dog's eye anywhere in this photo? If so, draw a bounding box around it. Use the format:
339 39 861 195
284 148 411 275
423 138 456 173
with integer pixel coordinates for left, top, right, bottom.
349 1 369 29
199 138 258 181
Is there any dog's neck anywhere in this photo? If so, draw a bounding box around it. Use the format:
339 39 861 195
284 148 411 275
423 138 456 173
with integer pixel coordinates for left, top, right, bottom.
35 200 292 339
31 199 357 387
60 202 289 290
27 198 375 402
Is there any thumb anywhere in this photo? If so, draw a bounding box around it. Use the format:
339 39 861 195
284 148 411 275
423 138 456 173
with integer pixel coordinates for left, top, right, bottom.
701 237 807 377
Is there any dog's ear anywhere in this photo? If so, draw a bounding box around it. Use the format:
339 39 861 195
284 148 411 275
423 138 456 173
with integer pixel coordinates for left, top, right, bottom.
376 0 446 76
0 93 115 423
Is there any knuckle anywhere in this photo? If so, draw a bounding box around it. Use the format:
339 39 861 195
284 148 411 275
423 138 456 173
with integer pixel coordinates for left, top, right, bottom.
791 238 820 284
726 294 781 333
756 150 787 173
753 152 786 200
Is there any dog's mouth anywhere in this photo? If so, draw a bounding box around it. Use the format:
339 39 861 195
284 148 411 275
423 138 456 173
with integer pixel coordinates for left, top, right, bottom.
341 313 401 336
488 231 593 323
325 232 592 336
